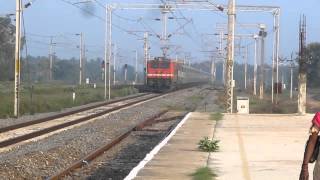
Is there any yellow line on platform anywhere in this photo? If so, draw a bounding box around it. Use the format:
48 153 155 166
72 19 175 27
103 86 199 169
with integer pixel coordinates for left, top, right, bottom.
236 118 251 180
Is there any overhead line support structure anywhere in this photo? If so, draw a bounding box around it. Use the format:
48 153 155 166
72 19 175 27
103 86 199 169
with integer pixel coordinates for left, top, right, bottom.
226 0 236 113
107 2 280 113
273 9 281 104
144 32 149 84
105 5 112 100
14 0 22 117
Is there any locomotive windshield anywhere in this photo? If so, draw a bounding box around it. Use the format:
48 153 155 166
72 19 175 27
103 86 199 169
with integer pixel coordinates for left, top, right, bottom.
150 58 170 69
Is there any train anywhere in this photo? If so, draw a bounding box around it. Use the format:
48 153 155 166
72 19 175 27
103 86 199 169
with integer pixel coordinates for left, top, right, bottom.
146 57 211 91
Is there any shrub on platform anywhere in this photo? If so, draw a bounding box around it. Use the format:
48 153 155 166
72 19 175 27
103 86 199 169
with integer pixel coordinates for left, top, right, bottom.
191 167 217 180
198 137 219 152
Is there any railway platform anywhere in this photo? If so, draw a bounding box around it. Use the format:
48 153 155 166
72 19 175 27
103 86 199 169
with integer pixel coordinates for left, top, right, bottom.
127 112 316 180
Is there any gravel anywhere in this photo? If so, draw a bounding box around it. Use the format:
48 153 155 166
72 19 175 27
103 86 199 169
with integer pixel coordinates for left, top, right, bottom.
0 93 144 129
0 86 209 179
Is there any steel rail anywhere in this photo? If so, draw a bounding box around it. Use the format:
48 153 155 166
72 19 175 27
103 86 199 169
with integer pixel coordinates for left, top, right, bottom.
0 93 149 134
0 94 162 148
49 110 169 180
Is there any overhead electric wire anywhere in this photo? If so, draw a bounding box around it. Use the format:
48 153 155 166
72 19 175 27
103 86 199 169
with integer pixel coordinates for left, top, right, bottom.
59 0 162 48
92 0 106 10
113 11 140 22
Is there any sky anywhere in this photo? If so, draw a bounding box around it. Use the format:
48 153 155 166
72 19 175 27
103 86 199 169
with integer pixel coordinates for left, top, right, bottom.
0 0 319 68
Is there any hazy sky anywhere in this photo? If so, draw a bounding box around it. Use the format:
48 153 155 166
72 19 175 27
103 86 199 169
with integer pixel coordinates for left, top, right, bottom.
0 0 318 67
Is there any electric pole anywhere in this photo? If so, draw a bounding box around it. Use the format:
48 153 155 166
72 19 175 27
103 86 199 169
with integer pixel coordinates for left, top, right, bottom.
49 37 55 81
160 3 170 57
259 27 267 100
76 32 84 85
105 5 112 100
253 34 258 96
225 0 236 113
113 44 117 86
211 56 216 83
298 15 307 115
14 0 22 117
244 45 248 90
288 53 295 99
135 50 138 84
290 62 294 99
144 32 149 84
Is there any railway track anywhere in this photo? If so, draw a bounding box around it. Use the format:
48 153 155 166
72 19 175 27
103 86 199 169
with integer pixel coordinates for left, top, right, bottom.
0 85 207 179
49 110 186 180
0 92 168 149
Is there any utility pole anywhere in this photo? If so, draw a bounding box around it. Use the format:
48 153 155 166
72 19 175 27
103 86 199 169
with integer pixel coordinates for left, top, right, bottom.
290 62 294 99
288 53 295 99
253 34 258 96
144 32 149 84
105 5 112 100
161 3 170 57
14 0 22 117
135 50 138 84
272 9 281 104
218 29 226 85
76 32 84 85
225 0 236 113
113 44 117 86
49 37 55 81
244 45 248 90
259 26 267 100
298 15 307 115
83 44 87 83
124 64 128 83
211 56 216 83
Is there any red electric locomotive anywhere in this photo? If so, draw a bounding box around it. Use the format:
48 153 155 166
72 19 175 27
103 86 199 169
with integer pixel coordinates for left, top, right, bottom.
146 57 210 91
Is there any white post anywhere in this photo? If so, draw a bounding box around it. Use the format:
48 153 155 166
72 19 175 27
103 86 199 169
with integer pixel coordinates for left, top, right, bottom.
14 0 22 117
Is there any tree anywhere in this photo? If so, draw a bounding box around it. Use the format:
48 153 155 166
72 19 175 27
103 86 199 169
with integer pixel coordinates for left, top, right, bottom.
0 16 15 81
306 42 320 87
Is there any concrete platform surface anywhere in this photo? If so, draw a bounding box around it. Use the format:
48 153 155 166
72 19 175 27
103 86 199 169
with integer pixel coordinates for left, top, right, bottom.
134 112 215 180
211 114 315 180
132 113 316 180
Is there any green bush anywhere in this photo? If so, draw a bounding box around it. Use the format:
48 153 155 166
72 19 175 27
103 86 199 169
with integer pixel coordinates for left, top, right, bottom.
191 167 217 180
198 137 220 152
